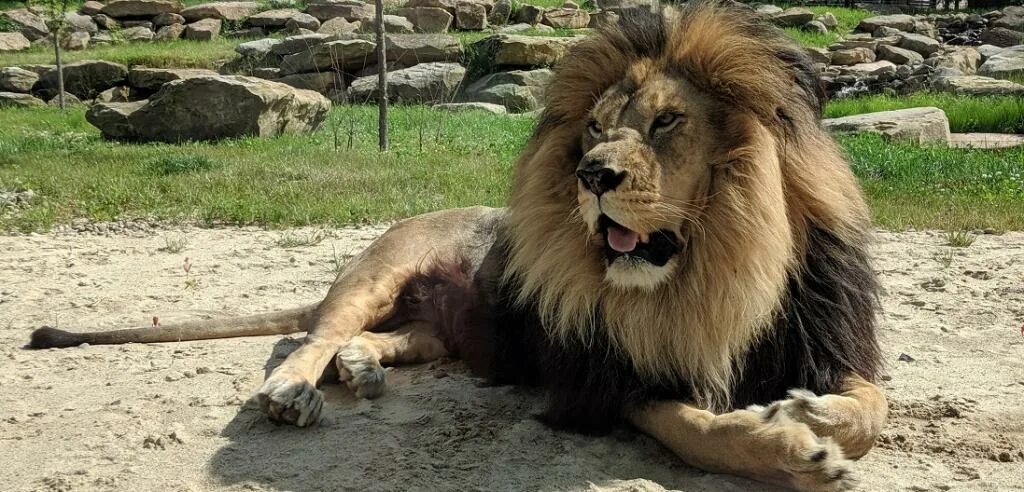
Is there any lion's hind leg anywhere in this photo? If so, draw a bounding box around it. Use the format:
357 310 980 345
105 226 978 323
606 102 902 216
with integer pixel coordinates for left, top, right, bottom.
749 374 888 459
336 321 448 399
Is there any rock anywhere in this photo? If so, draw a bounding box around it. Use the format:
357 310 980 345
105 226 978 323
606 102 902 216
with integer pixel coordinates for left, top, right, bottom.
185 18 221 40
1 9 49 41
46 91 82 106
515 4 544 25
480 34 579 67
460 68 551 112
0 91 44 107
155 23 186 40
873 26 902 38
771 7 814 28
96 86 133 102
992 6 1024 31
34 60 129 100
19 64 55 76
319 17 361 35
898 33 941 57
488 0 511 26
931 75 1024 96
978 45 1024 80
456 1 488 30
154 13 186 27
927 48 981 75
0 67 39 93
589 10 620 29
348 62 465 103
64 13 99 34
977 44 1003 61
979 27 1023 48
306 0 376 23
831 47 876 66
101 0 184 18
271 34 333 55
386 34 462 66
250 67 282 79
80 1 105 15
226 26 265 38
434 102 506 114
359 15 415 34
128 67 219 90
858 14 915 33
279 39 376 74
753 4 783 16
88 76 330 142
822 107 950 145
412 7 453 33
404 0 457 13
816 12 838 29
246 9 304 27
285 13 322 31
122 26 155 41
913 20 936 39
805 47 830 64
94 14 120 30
877 45 924 65
63 31 91 51
840 60 897 76
181 2 260 22
272 71 343 93
801 20 827 34
542 8 589 29
122 20 155 29
0 33 31 52
236 38 281 58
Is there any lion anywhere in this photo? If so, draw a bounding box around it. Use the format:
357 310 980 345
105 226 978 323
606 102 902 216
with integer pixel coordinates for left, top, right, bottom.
28 2 887 490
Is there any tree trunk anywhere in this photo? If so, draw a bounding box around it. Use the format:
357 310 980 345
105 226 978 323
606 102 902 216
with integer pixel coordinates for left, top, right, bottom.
375 0 388 151
54 27 65 110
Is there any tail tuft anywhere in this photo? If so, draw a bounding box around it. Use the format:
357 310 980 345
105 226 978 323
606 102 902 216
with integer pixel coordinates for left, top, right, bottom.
27 326 84 349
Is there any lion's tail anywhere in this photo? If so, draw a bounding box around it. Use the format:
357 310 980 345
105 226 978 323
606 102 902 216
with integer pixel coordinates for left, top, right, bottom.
26 304 319 349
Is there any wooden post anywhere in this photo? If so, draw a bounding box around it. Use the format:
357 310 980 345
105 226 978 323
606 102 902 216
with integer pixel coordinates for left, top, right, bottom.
375 0 388 151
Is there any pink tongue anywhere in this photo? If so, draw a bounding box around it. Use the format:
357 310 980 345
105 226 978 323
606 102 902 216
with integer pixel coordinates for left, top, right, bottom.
607 226 640 253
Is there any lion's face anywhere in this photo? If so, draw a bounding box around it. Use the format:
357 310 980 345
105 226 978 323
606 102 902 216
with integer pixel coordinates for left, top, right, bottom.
575 63 719 290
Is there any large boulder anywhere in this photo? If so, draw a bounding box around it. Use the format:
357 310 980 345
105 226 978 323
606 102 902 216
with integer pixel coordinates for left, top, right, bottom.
460 68 551 112
478 34 580 67
980 27 1024 48
0 91 45 108
434 102 506 114
285 13 321 31
831 47 876 66
771 7 814 27
34 60 129 100
122 26 156 41
542 8 590 29
246 8 304 27
270 33 333 55
822 107 950 145
236 37 282 58
0 9 49 41
456 1 488 30
280 39 377 74
410 7 453 33
64 13 99 34
858 14 915 33
0 33 31 52
63 31 91 50
358 15 415 34
838 60 897 76
978 45 1024 80
101 0 184 18
185 18 221 40
876 45 923 65
348 62 465 103
80 1 105 15
319 17 361 35
386 34 462 66
273 71 344 93
931 75 1024 96
87 76 330 142
0 67 39 93
128 67 219 90
154 13 186 27
181 1 260 21
897 33 941 57
306 0 376 23
926 48 981 74
488 0 511 26
992 6 1024 31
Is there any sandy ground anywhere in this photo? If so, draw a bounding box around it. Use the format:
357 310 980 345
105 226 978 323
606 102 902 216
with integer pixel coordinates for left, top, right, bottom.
1 226 1022 492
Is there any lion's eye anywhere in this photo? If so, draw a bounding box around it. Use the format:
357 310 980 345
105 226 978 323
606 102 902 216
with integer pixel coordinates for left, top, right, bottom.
587 120 603 138
651 113 683 134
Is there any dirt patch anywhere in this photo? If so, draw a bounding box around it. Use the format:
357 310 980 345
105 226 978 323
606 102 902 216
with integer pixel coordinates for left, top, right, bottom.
1 227 1022 491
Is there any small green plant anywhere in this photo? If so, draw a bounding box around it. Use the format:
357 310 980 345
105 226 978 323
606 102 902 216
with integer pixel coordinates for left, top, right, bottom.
945 230 975 248
276 229 328 248
159 233 188 253
933 250 954 269
330 243 352 274
147 155 217 175
0 17 21 33
182 257 200 291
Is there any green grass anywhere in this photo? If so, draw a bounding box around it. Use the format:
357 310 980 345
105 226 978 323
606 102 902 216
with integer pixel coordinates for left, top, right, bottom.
0 37 251 69
825 93 1024 133
782 6 872 48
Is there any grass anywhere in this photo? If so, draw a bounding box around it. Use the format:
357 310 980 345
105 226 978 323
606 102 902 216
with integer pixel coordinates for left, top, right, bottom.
276 229 327 248
0 37 250 69
781 6 872 48
945 230 975 247
159 232 189 253
825 93 1024 133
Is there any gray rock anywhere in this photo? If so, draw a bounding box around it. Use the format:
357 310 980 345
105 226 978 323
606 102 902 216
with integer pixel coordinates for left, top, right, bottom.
877 45 923 65
246 8 304 27
181 2 260 21
977 44 1003 61
434 102 506 114
873 26 902 38
753 4 783 16
128 67 219 90
0 67 39 93
64 13 99 34
46 91 82 106
831 47 876 66
250 67 282 79
319 17 361 35
120 26 155 41
816 12 837 29
992 5 1024 31
35 60 129 100
80 1 105 15
122 20 154 29
488 0 512 26
88 76 330 142
978 45 1024 80
801 20 827 34
771 7 814 28
101 0 184 18
478 34 580 67
859 14 916 33
979 27 1023 48
185 18 221 40
460 68 550 112
927 48 981 75
1 9 49 41
515 4 544 25
236 38 282 57
456 1 488 30
359 15 415 34
805 47 830 64
306 0 376 23
271 34 332 55
348 62 465 103
155 23 187 40
0 32 31 52
272 71 343 93
412 7 453 33
542 8 589 29
898 33 941 57
154 13 186 27
404 0 457 12
285 13 322 31
386 34 462 66
839 60 897 76
280 38 376 74
0 91 44 107
931 75 1024 96
96 85 133 102
63 31 91 51
588 10 619 29
822 107 950 145
94 14 120 31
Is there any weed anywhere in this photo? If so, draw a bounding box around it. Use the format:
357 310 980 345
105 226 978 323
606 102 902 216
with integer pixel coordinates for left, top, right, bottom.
276 229 328 248
159 232 188 253
147 155 217 176
945 230 975 248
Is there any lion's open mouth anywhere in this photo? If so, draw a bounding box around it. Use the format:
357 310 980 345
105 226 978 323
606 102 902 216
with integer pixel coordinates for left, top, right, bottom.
598 215 681 267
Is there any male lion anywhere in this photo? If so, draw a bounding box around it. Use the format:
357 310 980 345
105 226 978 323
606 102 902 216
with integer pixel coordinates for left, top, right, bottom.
30 2 886 490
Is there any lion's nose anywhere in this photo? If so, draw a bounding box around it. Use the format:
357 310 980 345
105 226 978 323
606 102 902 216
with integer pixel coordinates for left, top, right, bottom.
575 159 626 196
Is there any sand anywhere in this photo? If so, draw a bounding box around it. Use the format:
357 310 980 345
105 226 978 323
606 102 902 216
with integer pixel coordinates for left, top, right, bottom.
1 226 1022 492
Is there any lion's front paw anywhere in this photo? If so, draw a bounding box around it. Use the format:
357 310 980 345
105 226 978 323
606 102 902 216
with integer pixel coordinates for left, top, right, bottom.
758 419 854 492
336 338 387 399
752 389 841 430
256 369 324 427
